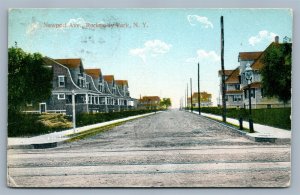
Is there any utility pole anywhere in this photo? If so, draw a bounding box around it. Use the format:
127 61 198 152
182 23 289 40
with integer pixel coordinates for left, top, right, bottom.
184 89 186 110
197 62 201 115
190 78 193 112
186 83 188 110
220 16 226 122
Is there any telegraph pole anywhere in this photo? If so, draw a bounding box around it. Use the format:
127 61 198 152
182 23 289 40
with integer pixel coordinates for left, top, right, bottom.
197 63 201 115
190 78 193 112
184 89 186 110
186 83 189 110
220 16 226 122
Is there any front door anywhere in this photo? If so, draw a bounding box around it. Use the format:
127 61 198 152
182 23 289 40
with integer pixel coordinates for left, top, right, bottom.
40 103 46 113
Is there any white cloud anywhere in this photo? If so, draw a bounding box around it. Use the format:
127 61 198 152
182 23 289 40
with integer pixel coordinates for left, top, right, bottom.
186 49 220 63
187 15 213 28
129 40 172 62
26 22 40 35
248 30 277 46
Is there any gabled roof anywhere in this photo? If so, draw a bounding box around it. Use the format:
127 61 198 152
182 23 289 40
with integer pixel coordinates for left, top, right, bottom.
241 82 262 90
238 52 263 61
250 42 292 70
115 80 128 87
103 75 114 83
54 58 82 68
225 68 240 84
218 70 234 76
85 69 102 79
192 92 212 99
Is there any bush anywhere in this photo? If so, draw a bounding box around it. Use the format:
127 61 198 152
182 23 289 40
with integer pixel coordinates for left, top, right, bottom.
194 107 291 130
8 109 160 137
8 113 72 137
76 109 159 127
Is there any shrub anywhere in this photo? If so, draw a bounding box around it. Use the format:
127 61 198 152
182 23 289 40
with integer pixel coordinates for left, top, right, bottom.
194 107 291 130
76 109 159 127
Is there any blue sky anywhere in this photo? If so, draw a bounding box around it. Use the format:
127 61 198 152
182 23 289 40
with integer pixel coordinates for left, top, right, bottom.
8 9 292 108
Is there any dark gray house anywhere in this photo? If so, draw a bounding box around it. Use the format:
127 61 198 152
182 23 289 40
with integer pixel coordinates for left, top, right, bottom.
28 57 136 115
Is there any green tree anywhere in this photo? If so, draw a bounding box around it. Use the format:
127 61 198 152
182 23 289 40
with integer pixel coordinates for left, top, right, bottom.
160 98 172 109
260 43 292 103
8 47 53 113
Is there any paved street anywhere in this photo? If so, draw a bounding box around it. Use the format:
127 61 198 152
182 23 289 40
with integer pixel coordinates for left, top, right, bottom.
7 110 291 187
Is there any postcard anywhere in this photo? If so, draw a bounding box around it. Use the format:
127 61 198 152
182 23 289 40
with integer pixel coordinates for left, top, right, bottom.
7 8 292 187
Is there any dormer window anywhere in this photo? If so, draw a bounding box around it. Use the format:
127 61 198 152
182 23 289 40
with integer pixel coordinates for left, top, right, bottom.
77 76 85 88
86 82 90 90
58 75 65 87
99 84 103 92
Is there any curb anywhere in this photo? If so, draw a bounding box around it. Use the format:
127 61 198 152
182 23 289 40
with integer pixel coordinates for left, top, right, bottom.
8 111 162 149
186 110 290 144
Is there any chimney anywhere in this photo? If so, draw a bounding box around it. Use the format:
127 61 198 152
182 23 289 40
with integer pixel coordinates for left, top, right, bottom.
275 36 279 43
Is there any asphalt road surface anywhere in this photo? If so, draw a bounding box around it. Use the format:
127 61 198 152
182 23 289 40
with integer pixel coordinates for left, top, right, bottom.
7 110 291 187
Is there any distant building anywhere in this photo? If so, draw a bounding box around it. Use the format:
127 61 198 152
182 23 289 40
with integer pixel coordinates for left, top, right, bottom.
138 96 161 110
187 92 213 107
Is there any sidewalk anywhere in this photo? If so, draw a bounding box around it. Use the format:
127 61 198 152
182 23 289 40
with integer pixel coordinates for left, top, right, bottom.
7 112 160 149
190 110 291 143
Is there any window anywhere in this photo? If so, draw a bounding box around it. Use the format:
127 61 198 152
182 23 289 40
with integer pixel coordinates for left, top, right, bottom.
86 82 90 90
58 93 65 100
100 97 105 105
88 95 92 104
261 88 264 98
58 76 65 87
99 84 103 92
78 77 85 88
251 89 256 98
233 95 242 102
235 84 240 90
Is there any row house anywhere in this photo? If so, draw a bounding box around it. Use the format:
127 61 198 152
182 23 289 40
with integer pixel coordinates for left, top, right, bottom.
187 92 213 107
27 57 135 115
219 36 291 109
138 96 161 110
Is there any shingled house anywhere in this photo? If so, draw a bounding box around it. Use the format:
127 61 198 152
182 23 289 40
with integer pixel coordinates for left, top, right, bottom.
26 57 136 115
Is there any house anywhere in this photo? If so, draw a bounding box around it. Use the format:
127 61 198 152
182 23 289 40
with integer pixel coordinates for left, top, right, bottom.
187 92 213 107
239 36 291 108
25 57 136 115
218 68 243 108
138 96 161 110
218 36 291 109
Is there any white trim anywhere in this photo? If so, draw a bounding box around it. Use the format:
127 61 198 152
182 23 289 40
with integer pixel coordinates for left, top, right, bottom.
116 85 125 97
58 75 65 87
57 93 65 100
39 103 47 113
85 74 102 94
104 81 114 95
